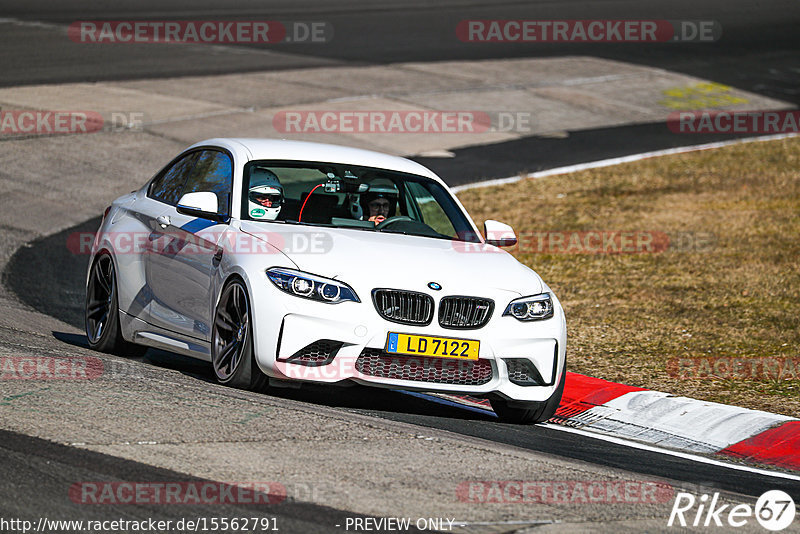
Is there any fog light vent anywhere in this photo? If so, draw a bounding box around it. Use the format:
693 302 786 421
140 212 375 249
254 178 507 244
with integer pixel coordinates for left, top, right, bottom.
281 339 342 366
504 359 545 386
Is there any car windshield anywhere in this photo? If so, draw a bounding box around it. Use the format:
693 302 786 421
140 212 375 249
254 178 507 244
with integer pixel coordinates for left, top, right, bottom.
241 160 481 243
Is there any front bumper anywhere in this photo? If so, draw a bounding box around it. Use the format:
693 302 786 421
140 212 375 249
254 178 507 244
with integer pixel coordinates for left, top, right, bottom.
248 276 566 403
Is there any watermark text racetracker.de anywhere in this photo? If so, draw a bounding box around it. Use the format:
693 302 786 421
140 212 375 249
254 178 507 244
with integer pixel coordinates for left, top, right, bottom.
0 110 147 136
70 481 286 505
454 231 716 254
69 230 334 256
0 356 103 380
457 20 721 42
69 20 333 44
667 357 800 381
274 110 491 134
0 356 169 381
272 110 543 134
457 480 674 504
668 110 800 134
0 111 103 136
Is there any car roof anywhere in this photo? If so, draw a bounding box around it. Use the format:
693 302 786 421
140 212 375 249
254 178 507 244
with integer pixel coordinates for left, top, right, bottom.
189 138 443 183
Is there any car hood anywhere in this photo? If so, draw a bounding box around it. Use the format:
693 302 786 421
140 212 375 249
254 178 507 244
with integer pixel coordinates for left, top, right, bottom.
239 222 543 298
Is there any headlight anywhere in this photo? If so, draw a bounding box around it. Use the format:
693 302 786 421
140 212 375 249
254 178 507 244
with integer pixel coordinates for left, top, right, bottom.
503 293 554 321
266 267 360 304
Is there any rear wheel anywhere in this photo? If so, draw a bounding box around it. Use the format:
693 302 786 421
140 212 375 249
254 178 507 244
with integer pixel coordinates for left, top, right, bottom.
85 253 146 357
211 278 267 391
491 361 566 424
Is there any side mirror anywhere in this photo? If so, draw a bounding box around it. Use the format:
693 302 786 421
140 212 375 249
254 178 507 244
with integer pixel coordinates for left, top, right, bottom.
484 220 517 247
176 192 226 222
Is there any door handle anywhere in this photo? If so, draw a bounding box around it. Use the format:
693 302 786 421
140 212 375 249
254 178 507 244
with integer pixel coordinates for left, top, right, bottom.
156 215 171 229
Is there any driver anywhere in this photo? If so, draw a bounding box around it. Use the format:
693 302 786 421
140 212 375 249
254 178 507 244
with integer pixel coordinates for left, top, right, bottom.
360 187 398 225
366 193 392 224
247 168 283 220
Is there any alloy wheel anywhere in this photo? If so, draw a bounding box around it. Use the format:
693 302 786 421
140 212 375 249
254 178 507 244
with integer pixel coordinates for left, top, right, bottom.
86 255 115 344
212 281 250 381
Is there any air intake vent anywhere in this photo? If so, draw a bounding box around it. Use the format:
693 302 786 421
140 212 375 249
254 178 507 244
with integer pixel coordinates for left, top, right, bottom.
438 296 494 329
504 358 545 386
356 349 494 386
372 289 434 326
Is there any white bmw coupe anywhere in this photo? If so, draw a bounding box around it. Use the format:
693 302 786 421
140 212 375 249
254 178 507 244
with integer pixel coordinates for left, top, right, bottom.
85 138 566 423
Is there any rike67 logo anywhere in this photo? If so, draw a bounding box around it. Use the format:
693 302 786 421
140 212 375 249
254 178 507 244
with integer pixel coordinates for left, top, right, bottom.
668 490 795 531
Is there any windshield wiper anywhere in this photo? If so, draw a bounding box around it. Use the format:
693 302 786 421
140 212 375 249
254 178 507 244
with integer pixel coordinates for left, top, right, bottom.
377 228 410 235
283 219 320 227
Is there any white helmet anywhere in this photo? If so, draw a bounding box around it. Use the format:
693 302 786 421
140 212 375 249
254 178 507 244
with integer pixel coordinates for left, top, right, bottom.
248 168 283 221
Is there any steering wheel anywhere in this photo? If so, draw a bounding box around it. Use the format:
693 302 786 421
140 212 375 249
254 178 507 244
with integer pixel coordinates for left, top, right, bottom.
374 215 416 230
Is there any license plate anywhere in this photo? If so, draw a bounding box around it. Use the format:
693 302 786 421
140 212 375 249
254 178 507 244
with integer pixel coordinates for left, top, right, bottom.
385 333 479 360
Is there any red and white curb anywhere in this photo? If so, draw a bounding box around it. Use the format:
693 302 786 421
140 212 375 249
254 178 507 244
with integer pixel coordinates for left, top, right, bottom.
438 372 800 473
552 374 799 472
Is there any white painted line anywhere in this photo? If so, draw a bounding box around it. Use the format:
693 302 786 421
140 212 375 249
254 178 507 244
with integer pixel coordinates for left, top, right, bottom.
0 17 67 32
544 423 800 482
561 74 633 86
450 132 800 194
452 520 559 526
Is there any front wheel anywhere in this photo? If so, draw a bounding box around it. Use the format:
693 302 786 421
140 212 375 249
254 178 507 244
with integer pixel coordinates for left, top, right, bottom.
211 278 267 391
491 361 566 424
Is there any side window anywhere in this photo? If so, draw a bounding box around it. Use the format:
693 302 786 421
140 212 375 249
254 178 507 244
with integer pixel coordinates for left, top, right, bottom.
405 181 456 237
149 152 198 205
180 150 233 216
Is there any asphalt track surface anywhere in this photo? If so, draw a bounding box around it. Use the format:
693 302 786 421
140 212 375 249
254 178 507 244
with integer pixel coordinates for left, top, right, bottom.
412 123 778 188
4 208 800 512
2 0 797 184
1 429 392 533
1 0 799 109
1 0 800 529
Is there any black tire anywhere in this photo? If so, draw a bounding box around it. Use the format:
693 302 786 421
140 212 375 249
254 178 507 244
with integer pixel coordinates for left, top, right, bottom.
85 253 147 357
491 360 567 424
211 278 267 391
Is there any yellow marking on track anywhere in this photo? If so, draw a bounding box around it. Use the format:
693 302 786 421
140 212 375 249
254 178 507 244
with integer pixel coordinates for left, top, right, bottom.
659 82 748 110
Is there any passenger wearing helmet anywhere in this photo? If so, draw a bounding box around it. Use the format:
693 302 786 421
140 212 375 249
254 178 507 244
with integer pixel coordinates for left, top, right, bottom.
248 168 283 221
